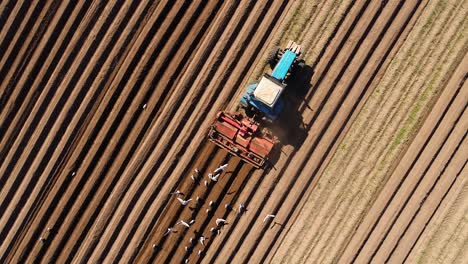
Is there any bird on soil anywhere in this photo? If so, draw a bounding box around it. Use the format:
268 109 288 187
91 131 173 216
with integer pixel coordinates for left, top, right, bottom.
170 190 183 196
198 250 202 256
194 168 199 174
185 246 188 252
204 180 208 187
177 197 192 206
238 203 246 214
199 236 206 246
263 214 276 223
142 103 147 110
189 219 195 225
216 218 227 227
190 175 196 182
209 200 214 207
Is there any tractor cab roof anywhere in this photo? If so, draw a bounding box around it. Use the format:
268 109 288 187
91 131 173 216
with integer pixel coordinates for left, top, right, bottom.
253 74 286 108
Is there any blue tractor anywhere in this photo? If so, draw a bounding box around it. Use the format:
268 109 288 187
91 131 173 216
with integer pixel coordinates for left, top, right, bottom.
240 41 304 121
207 41 304 169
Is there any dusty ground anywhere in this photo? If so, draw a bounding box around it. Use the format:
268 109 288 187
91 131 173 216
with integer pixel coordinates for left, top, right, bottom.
0 0 466 263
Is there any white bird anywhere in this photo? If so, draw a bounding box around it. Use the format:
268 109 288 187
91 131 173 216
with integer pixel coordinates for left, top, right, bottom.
198 250 202 256
177 197 192 206
239 203 246 214
190 175 196 182
189 219 195 225
209 173 221 182
204 180 208 187
210 227 216 233
216 218 227 226
170 190 183 195
176 220 191 228
71 171 76 177
214 163 228 174
39 237 45 242
206 208 211 213
209 200 214 207
189 237 195 243
199 236 206 246
194 168 199 174
163 227 173 236
152 244 157 249
142 103 147 109
196 196 201 202
263 214 276 223
185 259 189 264
225 204 230 209
217 229 221 235
185 246 188 252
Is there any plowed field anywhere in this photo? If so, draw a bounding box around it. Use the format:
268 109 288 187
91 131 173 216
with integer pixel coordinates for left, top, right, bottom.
0 1 466 263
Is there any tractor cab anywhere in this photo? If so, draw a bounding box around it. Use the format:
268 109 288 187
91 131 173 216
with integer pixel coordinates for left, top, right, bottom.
240 42 302 121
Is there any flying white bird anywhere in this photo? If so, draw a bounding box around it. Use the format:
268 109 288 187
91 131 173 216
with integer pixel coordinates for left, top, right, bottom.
263 214 276 223
209 173 221 182
163 227 173 236
177 198 192 206
216 218 227 226
199 236 206 246
176 220 191 228
214 163 228 174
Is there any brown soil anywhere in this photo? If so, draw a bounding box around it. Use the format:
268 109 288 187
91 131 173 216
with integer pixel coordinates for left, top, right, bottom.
0 0 466 263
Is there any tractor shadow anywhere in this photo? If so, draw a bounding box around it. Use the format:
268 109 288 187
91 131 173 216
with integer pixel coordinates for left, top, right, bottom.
267 64 313 167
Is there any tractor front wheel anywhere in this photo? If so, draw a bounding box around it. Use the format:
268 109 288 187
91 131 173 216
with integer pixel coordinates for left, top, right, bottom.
267 47 280 69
